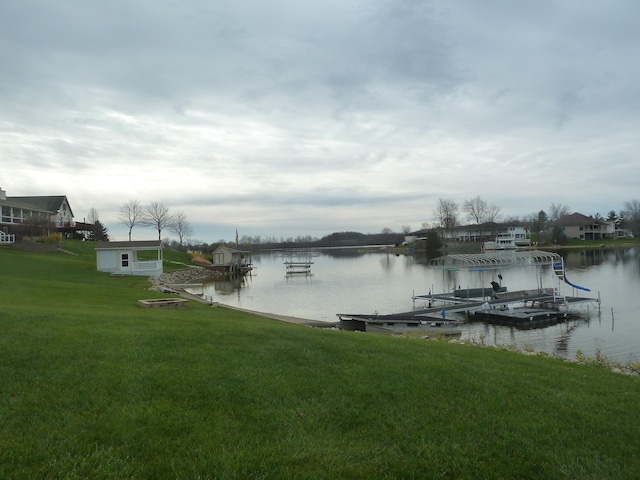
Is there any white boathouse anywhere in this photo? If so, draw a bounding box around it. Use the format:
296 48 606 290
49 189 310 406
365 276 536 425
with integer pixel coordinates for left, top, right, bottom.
95 240 163 277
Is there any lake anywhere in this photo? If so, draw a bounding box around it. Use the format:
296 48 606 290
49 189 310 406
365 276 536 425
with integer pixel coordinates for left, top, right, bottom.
189 247 640 364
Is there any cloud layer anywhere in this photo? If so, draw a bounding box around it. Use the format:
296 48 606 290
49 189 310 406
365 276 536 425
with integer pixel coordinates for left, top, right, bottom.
2 1 639 241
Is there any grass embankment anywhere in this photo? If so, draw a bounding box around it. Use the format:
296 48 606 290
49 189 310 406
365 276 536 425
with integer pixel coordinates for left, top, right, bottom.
1 241 639 479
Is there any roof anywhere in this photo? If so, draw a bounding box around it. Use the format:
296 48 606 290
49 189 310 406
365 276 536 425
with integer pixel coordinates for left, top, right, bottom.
95 241 162 250
8 195 73 217
429 250 562 270
0 196 53 213
409 222 525 236
213 244 249 254
550 212 597 227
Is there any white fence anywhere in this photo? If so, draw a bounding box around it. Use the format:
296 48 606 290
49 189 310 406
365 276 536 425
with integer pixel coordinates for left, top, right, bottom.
0 231 16 244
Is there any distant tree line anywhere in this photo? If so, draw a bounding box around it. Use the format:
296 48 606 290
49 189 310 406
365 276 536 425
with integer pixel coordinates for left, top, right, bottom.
102 195 640 251
431 196 640 244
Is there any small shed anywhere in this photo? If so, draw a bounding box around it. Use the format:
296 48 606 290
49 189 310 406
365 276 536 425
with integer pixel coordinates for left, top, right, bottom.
95 240 163 277
211 245 252 273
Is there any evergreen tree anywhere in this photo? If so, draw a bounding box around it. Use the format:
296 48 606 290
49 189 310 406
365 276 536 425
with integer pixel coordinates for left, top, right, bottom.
89 220 109 241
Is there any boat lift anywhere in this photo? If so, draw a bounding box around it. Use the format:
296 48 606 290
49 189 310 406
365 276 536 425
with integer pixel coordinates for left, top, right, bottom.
284 261 313 275
428 250 590 290
418 250 598 311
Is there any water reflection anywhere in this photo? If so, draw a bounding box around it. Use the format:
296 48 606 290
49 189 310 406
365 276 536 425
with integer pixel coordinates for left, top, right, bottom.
204 274 248 296
191 247 640 363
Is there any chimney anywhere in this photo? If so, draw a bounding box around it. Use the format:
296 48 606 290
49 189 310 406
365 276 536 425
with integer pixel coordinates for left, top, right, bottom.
0 187 6 201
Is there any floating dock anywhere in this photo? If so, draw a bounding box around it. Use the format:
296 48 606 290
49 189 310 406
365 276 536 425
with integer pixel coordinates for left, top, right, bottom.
338 288 597 332
337 314 462 335
474 306 570 327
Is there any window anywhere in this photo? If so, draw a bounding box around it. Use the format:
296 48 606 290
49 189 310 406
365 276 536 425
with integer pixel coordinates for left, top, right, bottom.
121 253 129 267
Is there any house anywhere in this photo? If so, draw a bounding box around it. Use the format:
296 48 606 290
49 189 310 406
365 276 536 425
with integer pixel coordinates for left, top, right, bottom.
0 187 77 240
95 241 163 277
210 245 252 273
550 213 615 240
402 228 430 244
616 228 634 239
493 225 531 249
443 222 501 242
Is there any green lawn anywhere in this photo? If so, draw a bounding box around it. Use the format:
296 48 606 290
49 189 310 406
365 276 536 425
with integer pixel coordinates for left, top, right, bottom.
1 241 639 479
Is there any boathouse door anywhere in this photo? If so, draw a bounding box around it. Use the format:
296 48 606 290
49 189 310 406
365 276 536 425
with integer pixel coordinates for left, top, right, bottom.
119 251 132 274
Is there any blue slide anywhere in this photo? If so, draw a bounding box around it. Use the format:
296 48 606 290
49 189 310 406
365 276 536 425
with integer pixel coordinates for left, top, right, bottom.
552 263 590 292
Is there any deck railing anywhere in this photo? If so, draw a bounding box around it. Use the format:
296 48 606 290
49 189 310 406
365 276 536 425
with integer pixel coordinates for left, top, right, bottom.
132 260 162 272
0 231 16 244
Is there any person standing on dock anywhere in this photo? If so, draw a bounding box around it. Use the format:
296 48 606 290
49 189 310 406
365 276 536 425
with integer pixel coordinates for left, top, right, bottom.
441 308 446 319
491 281 500 299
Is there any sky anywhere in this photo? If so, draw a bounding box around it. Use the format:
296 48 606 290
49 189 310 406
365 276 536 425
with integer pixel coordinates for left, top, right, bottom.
2 1 639 242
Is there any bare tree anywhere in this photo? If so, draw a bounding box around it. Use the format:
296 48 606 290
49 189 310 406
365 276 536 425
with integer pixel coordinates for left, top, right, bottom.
549 203 571 221
623 199 640 235
463 195 488 224
434 198 459 232
118 200 144 241
486 203 502 222
402 225 412 235
87 207 99 224
381 227 394 245
169 211 194 246
145 202 173 241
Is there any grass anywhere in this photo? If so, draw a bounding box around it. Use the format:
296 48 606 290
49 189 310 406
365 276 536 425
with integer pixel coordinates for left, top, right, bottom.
1 241 640 479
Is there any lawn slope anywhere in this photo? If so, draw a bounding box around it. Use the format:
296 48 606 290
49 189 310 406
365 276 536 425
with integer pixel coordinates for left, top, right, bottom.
1 241 639 479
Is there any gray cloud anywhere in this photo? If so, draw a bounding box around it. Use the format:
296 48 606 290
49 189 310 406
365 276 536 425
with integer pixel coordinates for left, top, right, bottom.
1 0 639 241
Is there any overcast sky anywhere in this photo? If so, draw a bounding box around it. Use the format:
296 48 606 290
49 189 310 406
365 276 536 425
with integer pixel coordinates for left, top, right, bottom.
2 1 639 242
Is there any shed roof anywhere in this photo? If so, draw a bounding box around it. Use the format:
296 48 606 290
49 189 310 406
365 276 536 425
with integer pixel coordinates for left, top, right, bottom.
95 240 162 250
213 244 249 254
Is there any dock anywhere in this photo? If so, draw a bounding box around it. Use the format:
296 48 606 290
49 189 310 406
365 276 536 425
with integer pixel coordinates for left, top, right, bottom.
337 250 601 333
474 306 570 327
338 288 600 331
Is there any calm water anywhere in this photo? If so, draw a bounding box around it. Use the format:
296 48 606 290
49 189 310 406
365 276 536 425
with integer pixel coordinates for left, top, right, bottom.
190 247 640 363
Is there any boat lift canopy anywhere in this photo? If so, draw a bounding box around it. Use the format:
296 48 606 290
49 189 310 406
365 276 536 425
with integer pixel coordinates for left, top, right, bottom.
428 250 562 271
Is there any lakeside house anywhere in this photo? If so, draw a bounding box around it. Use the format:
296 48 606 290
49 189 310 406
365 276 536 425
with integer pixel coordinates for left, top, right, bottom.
95 241 163 277
405 222 530 248
550 213 619 240
0 187 89 241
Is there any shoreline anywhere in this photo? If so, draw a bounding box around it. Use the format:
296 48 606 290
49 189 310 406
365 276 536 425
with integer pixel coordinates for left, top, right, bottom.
151 272 337 328
217 303 338 328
